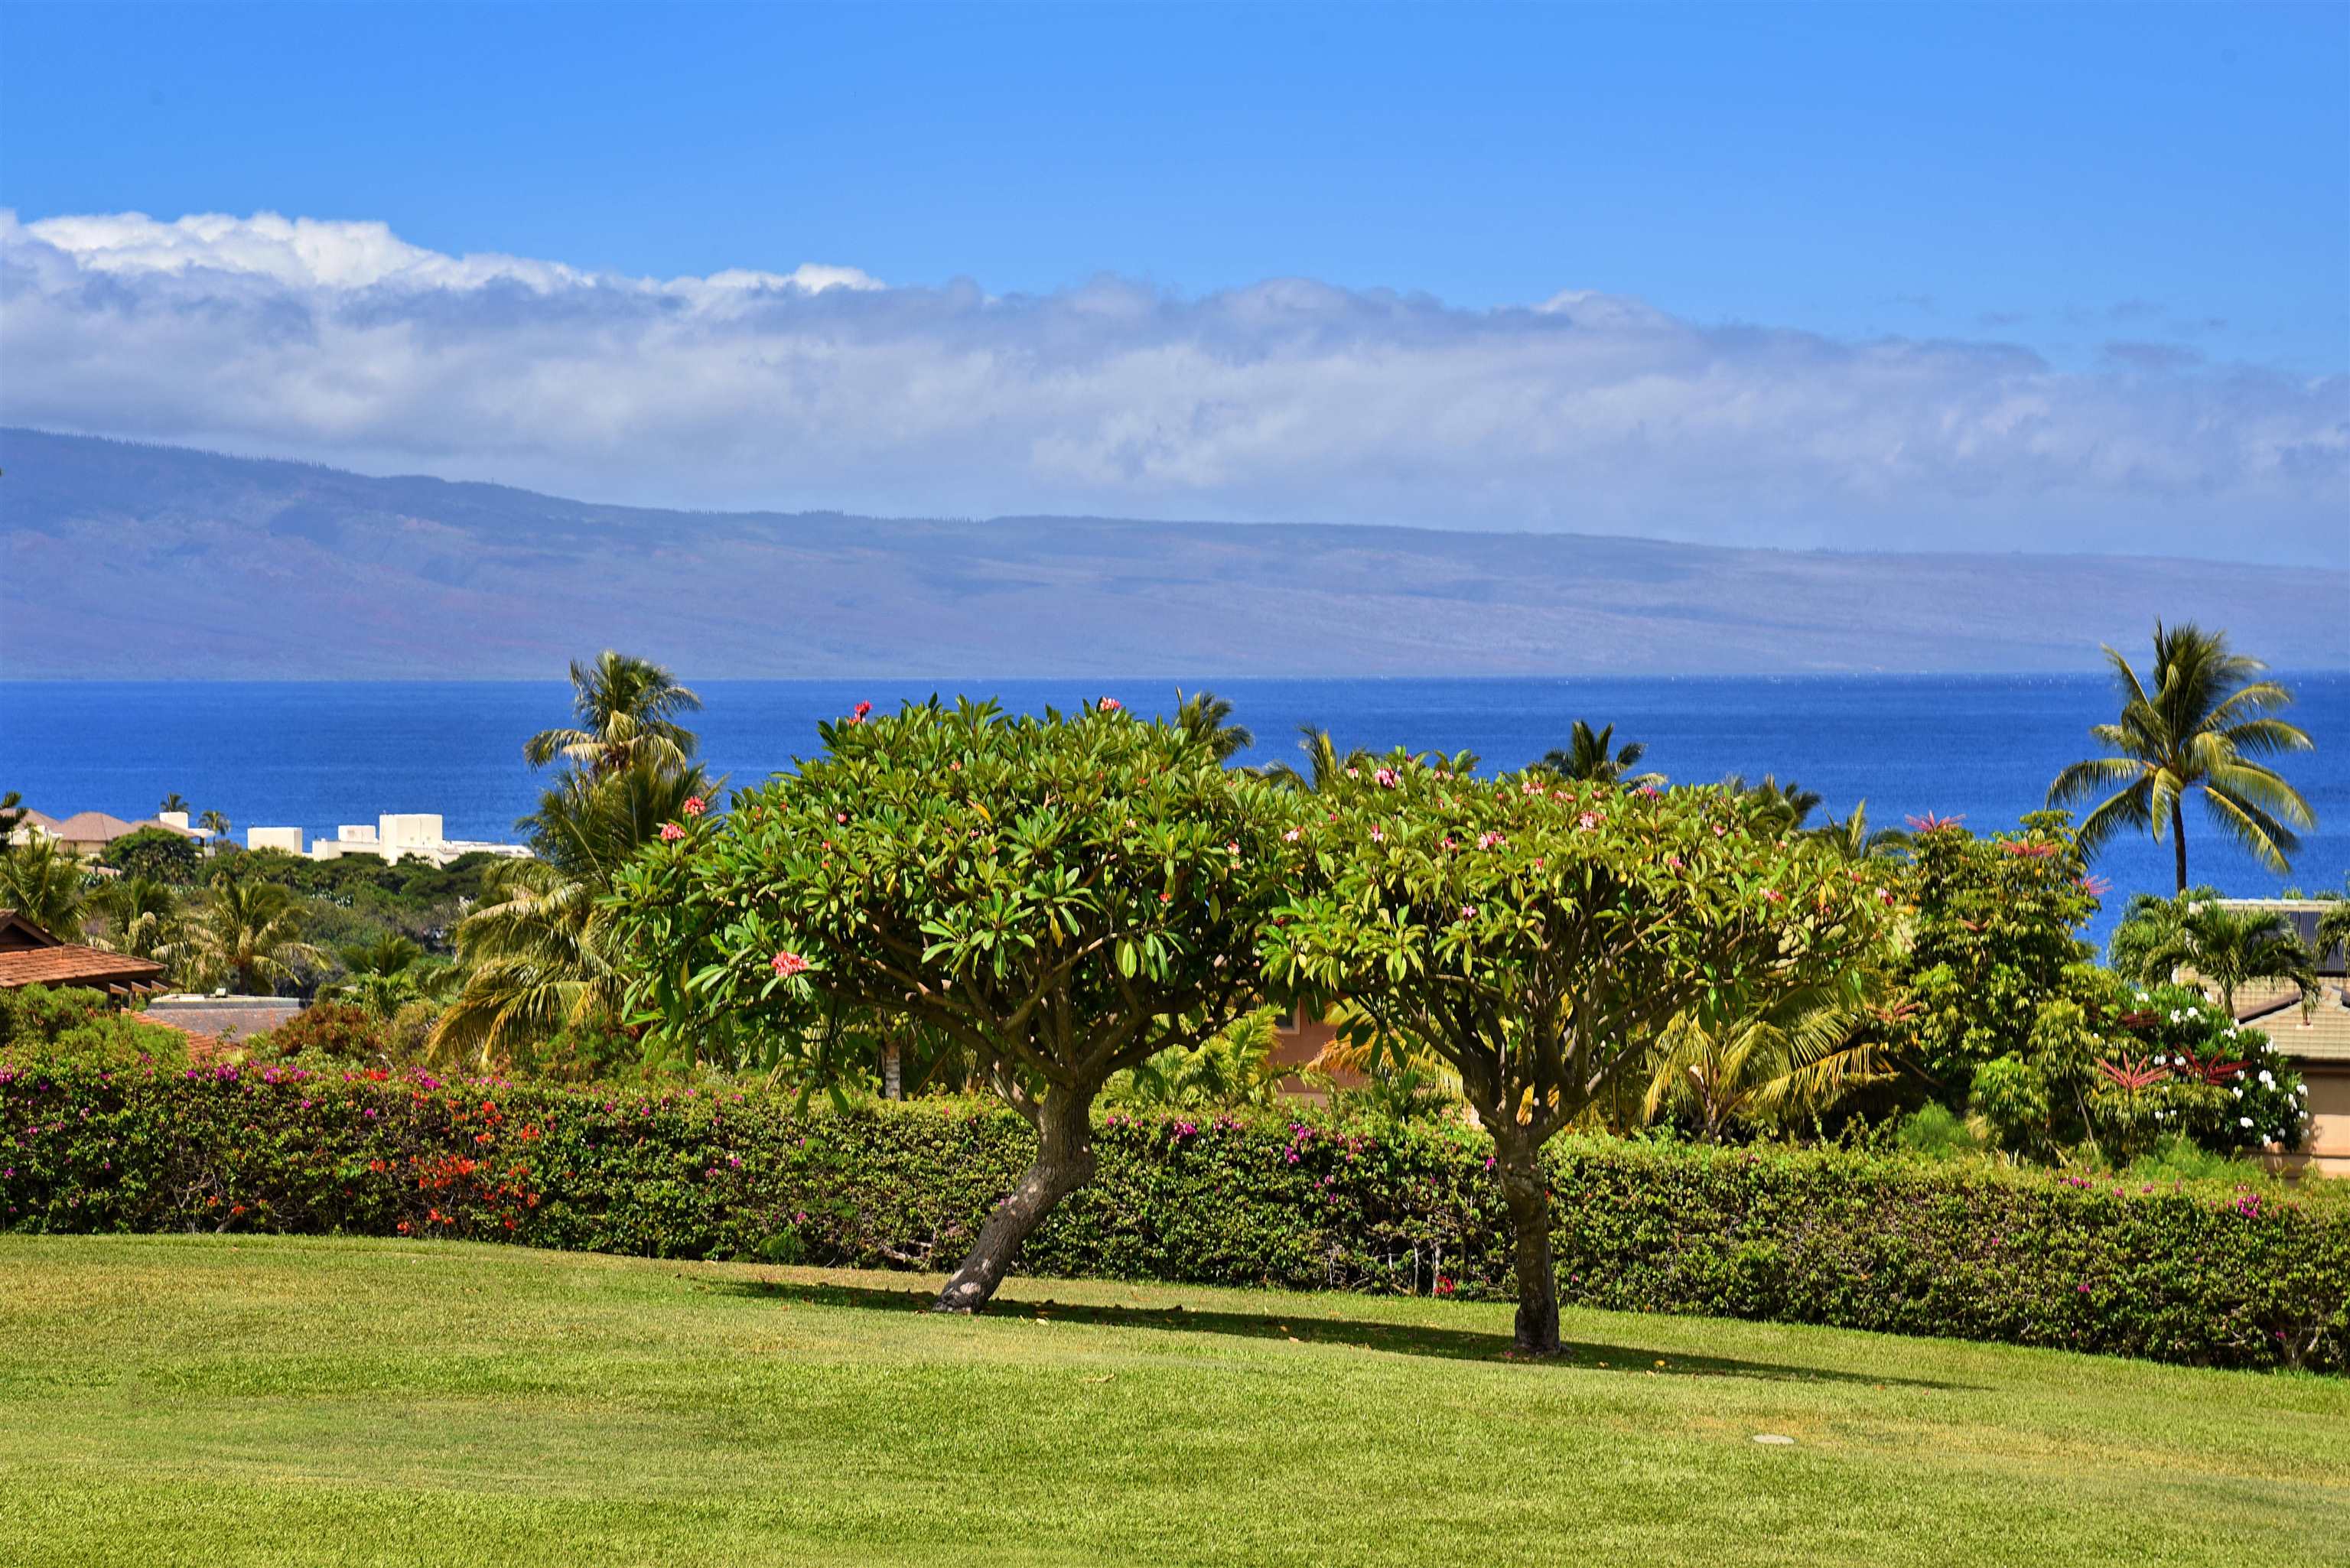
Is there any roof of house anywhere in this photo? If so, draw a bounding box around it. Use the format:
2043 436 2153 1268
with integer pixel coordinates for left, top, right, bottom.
140 996 304 1042
13 808 60 831
0 944 168 991
2240 981 2350 1065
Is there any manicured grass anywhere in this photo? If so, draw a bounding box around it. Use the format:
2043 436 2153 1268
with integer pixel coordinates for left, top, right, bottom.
0 1237 2344 1567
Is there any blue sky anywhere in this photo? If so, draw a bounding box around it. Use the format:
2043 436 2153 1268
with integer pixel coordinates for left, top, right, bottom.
2 2 2345 558
7 2 2345 366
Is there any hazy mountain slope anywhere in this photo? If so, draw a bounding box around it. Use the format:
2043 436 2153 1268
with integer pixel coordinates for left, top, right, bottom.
5 428 2343 678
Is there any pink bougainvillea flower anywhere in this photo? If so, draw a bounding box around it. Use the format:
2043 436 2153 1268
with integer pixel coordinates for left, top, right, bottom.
770 951 811 978
682 795 706 817
1098 697 1122 712
658 822 685 842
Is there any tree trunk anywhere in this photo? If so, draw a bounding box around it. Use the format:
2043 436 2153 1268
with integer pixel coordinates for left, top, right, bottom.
933 1091 1096 1313
1492 1134 1562 1356
881 1035 903 1101
2171 796 2189 893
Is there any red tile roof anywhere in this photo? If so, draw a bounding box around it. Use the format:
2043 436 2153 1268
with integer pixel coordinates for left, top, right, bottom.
0 945 167 991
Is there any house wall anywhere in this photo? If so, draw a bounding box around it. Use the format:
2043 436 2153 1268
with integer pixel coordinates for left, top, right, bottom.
2291 1064 2350 1178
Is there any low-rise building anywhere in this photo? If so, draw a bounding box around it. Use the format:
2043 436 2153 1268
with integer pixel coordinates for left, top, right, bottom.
9 808 204 859
2215 899 2350 1178
0 909 168 995
242 812 530 868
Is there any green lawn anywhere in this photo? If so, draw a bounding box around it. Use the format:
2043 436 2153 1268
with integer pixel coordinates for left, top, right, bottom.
0 1237 2344 1567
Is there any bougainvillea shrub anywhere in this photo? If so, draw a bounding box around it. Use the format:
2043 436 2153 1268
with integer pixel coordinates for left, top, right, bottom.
4 1065 2342 1371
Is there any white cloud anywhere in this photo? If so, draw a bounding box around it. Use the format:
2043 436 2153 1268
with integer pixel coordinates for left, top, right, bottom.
3 209 2342 561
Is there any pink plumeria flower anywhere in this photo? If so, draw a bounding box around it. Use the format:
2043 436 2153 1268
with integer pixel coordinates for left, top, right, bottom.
1457 905 1478 921
1369 827 1385 842
658 822 685 842
1226 841 1241 854
1374 767 1399 789
682 795 707 817
836 812 849 825
1634 784 1662 799
770 951 811 978
1282 828 1301 842
1099 697 1121 713
1478 831 1505 849
1576 812 1602 830
1665 854 1684 870
1764 888 1785 903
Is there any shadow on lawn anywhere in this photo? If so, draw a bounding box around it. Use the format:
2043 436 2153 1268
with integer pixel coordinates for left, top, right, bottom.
712 1277 1957 1387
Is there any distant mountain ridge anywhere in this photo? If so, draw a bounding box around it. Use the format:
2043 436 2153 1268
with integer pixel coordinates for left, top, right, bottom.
5 427 2344 678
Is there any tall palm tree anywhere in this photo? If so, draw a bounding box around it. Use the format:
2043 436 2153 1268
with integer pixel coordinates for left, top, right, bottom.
2048 623 2314 893
1539 721 1664 789
1641 983 1884 1140
524 651 703 776
158 792 190 816
0 838 90 939
1719 775 1825 834
186 876 324 995
197 808 230 842
433 756 712 1067
2108 890 2317 1016
1173 688 1255 762
2318 899 2349 978
91 876 182 965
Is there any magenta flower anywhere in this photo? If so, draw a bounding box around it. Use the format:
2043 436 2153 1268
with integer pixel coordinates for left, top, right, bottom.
1905 812 1965 831
1457 905 1478 921
658 822 685 842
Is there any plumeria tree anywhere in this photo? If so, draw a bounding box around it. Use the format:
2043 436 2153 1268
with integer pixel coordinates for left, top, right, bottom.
1264 756 1894 1355
609 696 1304 1313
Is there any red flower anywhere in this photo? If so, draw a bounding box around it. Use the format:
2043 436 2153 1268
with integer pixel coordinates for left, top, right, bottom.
770 951 811 978
1099 697 1122 713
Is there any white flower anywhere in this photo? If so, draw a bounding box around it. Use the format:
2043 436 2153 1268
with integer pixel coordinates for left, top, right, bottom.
2240 1116 2254 1129
2153 1055 2167 1065
2296 1084 2309 1097
2259 1071 2274 1086
2232 1087 2243 1098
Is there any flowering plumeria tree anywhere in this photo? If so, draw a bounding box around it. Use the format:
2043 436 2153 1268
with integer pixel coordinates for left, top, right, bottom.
607 696 1304 1312
1264 756 1895 1355
2091 981 2309 1159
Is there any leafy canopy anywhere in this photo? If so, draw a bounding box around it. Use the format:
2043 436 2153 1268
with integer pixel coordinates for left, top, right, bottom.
610 698 1304 1113
1262 756 1896 1140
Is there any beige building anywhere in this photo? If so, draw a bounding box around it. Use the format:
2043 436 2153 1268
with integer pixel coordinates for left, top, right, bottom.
9 808 204 860
244 813 529 868
2217 899 2350 1179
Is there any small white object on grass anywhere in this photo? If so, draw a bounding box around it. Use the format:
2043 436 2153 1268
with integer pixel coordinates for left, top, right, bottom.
1752 1434 1796 1446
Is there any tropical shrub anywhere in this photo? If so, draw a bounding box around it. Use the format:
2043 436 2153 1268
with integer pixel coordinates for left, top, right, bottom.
0 986 189 1071
2 1069 2342 1372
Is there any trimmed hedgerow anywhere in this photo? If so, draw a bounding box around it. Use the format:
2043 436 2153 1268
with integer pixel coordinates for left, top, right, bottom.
2 1061 2342 1371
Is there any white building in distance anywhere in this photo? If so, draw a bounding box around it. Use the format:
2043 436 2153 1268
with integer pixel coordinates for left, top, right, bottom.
244 813 530 868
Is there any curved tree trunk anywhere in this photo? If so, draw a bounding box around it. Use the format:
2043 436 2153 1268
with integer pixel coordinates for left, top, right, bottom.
933 1091 1096 1313
1492 1133 1562 1356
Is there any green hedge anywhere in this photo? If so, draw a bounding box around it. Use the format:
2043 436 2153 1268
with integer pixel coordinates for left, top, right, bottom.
3 1060 2343 1371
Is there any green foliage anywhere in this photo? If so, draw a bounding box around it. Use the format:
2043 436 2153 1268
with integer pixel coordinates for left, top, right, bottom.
0 986 188 1071
1105 1009 1285 1111
0 837 90 939
184 873 325 995
611 697 1304 1106
525 649 702 776
102 825 203 883
2098 982 2309 1158
248 1002 393 1064
1893 1101 1979 1160
3 1073 2343 1371
1535 720 1662 789
1886 811 2112 1103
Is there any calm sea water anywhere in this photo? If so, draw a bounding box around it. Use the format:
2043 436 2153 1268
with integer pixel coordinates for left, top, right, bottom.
5 676 2345 946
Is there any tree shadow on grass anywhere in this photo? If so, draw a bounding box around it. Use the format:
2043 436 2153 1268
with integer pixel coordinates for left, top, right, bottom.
709 1277 1961 1388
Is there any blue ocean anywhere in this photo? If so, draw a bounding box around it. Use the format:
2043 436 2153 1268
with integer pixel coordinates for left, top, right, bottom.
5 676 2345 946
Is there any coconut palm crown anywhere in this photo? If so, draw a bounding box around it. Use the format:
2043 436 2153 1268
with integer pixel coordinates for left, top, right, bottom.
524 651 703 776
2048 622 2314 893
1539 720 1664 789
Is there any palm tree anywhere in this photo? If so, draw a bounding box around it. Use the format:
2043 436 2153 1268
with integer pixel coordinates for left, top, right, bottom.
524 651 702 776
91 876 182 965
433 756 711 1067
158 792 190 817
1641 984 1885 1141
1810 801 1910 863
197 808 230 842
2318 899 2349 978
2108 890 2317 1016
1539 721 1664 789
330 934 451 1018
2048 623 2314 893
1261 726 1370 792
186 875 324 995
1720 775 1825 834
1173 688 1255 762
0 838 90 939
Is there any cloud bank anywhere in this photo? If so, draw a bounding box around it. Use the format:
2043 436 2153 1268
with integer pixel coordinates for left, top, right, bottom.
5 210 2343 560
